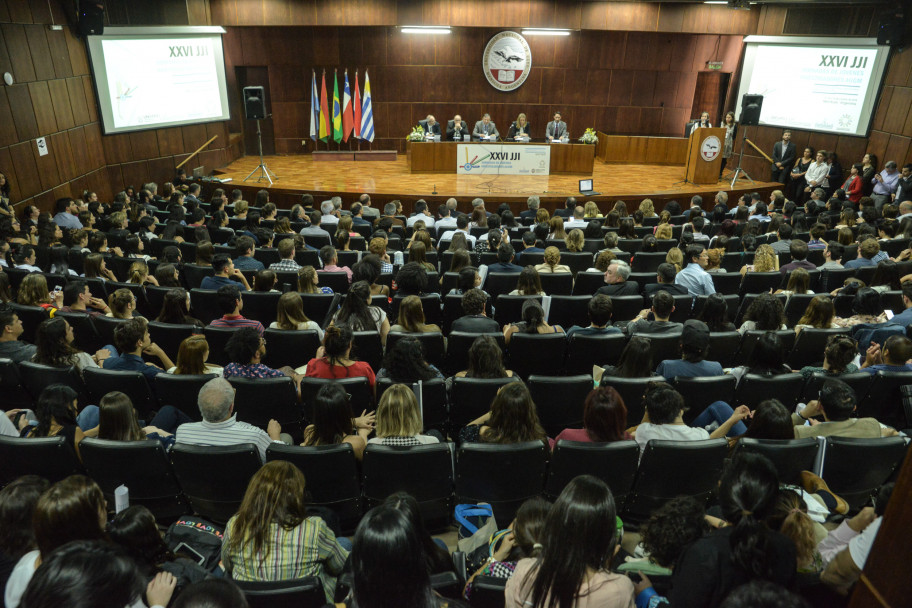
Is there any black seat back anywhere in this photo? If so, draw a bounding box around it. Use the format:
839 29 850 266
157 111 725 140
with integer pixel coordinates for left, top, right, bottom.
84 368 157 420
538 272 574 295
450 376 520 431
528 375 590 437
735 373 805 409
674 376 737 424
0 358 33 408
202 326 240 366
822 436 907 510
598 377 655 427
18 361 88 405
545 440 639 504
507 333 567 379
456 441 548 523
788 328 851 369
235 576 326 608
263 329 322 369
861 371 912 429
228 376 302 434
169 443 262 524
444 332 505 377
0 435 81 486
385 332 446 370
566 332 627 374
147 322 201 358
240 291 282 325
736 438 821 485
154 373 216 421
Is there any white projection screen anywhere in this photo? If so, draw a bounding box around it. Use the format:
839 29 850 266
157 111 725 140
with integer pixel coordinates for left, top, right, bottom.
86 26 230 134
736 36 891 137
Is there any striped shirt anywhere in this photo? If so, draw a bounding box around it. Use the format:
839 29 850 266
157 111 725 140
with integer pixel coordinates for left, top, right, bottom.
221 516 348 602
209 315 265 336
174 414 276 462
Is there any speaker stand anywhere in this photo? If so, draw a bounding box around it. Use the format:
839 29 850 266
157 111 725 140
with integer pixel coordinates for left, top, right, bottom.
729 126 754 189
244 120 278 186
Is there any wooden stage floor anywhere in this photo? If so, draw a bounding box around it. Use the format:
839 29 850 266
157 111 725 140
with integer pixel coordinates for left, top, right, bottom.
215 154 780 202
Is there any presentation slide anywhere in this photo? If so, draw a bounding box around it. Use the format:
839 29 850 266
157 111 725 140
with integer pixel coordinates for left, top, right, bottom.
87 27 230 134
736 36 890 137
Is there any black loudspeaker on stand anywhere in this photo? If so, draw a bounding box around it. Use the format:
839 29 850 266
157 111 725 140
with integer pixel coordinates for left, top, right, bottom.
242 86 277 185
77 1 105 37
729 94 763 188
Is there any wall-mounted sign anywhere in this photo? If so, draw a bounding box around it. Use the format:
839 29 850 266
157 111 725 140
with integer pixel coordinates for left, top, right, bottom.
483 32 531 92
36 137 48 157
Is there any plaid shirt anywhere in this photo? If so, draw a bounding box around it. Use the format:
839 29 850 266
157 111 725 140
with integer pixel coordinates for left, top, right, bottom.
269 258 302 272
222 516 348 602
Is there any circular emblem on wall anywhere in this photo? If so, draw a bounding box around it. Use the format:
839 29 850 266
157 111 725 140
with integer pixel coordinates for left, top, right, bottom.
483 32 532 92
700 135 721 162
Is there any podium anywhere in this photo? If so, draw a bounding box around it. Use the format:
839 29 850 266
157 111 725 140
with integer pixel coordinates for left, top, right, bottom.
684 127 725 185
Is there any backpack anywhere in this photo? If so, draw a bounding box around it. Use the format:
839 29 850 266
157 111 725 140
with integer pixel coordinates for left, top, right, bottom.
164 516 224 572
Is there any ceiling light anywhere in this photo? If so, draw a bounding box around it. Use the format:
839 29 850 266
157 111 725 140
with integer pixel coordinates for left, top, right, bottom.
521 28 571 36
401 26 451 34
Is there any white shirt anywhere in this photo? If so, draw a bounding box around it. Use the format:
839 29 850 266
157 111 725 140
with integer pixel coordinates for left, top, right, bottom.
848 517 882 569
407 214 435 228
635 423 709 456
440 230 476 248
805 161 829 188
564 219 588 229
435 217 457 229
5 550 39 608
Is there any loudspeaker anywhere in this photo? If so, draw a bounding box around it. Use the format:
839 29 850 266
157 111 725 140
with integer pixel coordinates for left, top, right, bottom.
243 86 266 120
77 1 104 37
740 94 763 126
877 19 904 46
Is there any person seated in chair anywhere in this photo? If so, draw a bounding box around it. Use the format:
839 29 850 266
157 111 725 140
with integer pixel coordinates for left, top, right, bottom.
791 378 897 438
655 320 723 380
208 284 265 335
103 317 173 381
595 260 639 296
421 114 441 136
222 327 303 394
858 334 912 374
232 235 265 271
516 231 544 264
643 263 689 297
200 254 251 291
0 305 37 363
565 294 621 338
487 243 523 273
675 244 716 297
446 115 470 141
627 291 683 335
451 288 499 333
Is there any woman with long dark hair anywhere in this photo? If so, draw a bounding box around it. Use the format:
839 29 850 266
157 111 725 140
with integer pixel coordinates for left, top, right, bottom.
97 390 191 448
459 382 549 446
455 334 514 379
505 475 633 607
331 280 390 344
390 295 441 334
221 460 348 603
732 331 791 385
33 317 108 372
385 492 455 576
601 336 656 378
555 386 632 443
155 288 202 327
377 337 443 383
305 324 377 390
300 382 374 460
503 299 563 345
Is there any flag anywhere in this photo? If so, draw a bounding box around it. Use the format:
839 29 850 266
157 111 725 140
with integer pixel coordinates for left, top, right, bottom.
360 70 374 143
332 69 342 144
309 70 319 142
341 70 353 143
319 71 329 143
353 70 362 139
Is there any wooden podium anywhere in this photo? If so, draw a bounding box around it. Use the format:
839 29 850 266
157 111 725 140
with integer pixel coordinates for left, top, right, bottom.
684 127 725 185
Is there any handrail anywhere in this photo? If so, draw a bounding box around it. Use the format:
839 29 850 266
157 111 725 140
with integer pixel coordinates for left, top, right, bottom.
176 135 218 169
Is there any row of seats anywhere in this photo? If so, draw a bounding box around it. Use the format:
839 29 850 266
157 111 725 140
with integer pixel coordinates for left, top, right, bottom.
1 433 904 531
5 355 911 437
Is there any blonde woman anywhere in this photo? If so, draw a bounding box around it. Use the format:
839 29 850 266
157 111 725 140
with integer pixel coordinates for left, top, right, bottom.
106 288 137 319
705 248 726 273
565 228 585 252
638 198 657 218
655 223 673 240
169 334 223 376
583 201 601 218
390 295 442 333
270 291 324 339
665 248 683 273
740 243 779 275
535 208 550 225
127 260 158 286
534 246 571 274
368 383 440 446
297 265 334 294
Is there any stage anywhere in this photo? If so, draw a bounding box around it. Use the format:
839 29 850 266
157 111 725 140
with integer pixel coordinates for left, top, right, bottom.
211 153 782 212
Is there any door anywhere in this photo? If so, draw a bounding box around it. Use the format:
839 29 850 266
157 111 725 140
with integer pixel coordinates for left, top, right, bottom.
691 71 731 126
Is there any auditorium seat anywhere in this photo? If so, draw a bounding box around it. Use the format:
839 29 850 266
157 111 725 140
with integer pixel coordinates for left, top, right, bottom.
0 436 82 486
147 322 201 358
631 252 667 273
736 329 795 366
9 304 49 343
537 272 574 295
390 294 443 327
560 252 595 275
693 294 739 323
637 332 682 365
468 576 509 608
18 361 88 406
80 438 188 520
734 373 805 410
860 371 912 429
528 375 590 437
155 373 216 421
169 443 262 524
228 376 303 436
319 272 352 294
566 333 627 375
598 377 655 427
362 443 455 528
610 296 647 323
83 368 157 420
707 331 742 368
300 376 373 422
739 271 783 296
571 272 605 295
0 358 31 409
450 376 521 433
456 441 548 523
262 329 321 369
821 268 855 293
623 439 728 525
673 375 737 424
266 443 362 531
444 332 504 376
377 377 447 433
484 273 521 299
181 264 215 289
55 311 103 354
507 333 567 379
351 331 383 371
240 291 282 324
235 576 326 608
545 440 639 505
735 438 821 486
821 436 907 511
202 326 240 366
788 327 851 369
547 295 590 329
189 289 221 325
384 332 446 370
300 293 336 326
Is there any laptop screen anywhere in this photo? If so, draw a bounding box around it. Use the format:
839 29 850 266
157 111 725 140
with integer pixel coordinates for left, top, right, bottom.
579 179 593 192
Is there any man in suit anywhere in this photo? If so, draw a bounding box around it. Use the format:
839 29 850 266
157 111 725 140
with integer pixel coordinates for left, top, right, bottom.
473 114 499 140
771 129 796 184
643 264 689 298
595 260 639 296
520 196 540 221
554 197 577 219
447 115 470 141
422 115 441 136
546 112 568 141
451 288 499 333
516 231 543 264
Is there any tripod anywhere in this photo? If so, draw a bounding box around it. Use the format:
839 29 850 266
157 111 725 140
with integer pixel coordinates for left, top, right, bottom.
729 126 754 189
244 119 278 185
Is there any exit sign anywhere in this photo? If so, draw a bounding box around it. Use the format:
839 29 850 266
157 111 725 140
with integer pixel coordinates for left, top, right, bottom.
706 61 723 70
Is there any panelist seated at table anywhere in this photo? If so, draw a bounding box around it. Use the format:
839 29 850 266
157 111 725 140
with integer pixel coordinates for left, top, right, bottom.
473 113 499 140
507 113 533 140
420 115 441 136
545 112 568 141
447 115 471 141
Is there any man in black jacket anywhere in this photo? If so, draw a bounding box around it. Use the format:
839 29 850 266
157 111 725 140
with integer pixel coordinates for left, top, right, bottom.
643 263 689 297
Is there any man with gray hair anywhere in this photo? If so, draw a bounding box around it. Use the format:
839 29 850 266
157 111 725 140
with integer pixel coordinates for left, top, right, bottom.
174 377 287 462
381 201 405 227
596 259 639 296
471 197 491 218
872 160 900 212
521 195 540 220
320 200 339 228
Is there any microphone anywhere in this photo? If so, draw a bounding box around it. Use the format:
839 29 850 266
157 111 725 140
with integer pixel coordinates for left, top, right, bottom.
433 184 438 195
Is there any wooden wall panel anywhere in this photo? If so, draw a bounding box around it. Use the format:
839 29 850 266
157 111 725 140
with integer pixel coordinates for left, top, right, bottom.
47 78 75 131
0 89 17 148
